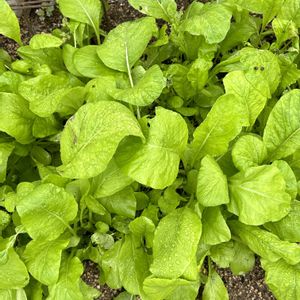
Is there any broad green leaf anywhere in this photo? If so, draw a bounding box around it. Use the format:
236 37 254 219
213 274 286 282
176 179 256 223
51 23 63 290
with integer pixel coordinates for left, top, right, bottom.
17 46 65 72
29 33 63 49
73 46 117 78
201 207 231 245
263 89 300 161
0 0 21 44
0 71 25 93
187 58 212 91
232 134 267 171
48 256 84 300
277 0 300 27
278 56 300 90
85 195 107 215
0 142 14 183
119 234 149 295
23 238 69 285
202 269 229 300
115 107 188 189
182 3 232 44
227 0 283 27
238 48 281 94
150 207 202 279
272 18 298 47
128 0 178 23
210 241 235 268
129 216 155 248
197 156 229 207
272 160 298 199
223 71 270 126
261 259 300 300
97 17 157 72
58 101 143 179
0 289 27 300
0 93 35 144
0 248 29 289
264 200 300 243
16 183 78 240
58 0 102 41
190 94 248 166
18 74 73 117
32 115 60 138
101 240 122 289
229 221 300 265
91 159 133 198
63 44 82 77
166 64 196 99
113 65 166 106
228 165 291 225
98 187 136 219
79 280 101 299
229 241 255 275
143 276 199 300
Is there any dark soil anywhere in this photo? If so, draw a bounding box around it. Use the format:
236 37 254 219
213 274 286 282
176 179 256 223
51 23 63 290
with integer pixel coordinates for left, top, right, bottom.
1 1 276 299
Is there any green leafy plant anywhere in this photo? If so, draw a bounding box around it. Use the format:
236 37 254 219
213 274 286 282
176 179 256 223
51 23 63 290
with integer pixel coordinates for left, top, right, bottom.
0 0 300 299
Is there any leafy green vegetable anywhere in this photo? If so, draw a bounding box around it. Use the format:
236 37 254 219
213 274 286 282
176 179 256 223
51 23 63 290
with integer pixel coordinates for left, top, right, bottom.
0 0 300 299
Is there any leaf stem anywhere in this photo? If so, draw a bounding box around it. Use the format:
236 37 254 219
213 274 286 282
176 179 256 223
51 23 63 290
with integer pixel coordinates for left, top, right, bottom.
125 42 134 88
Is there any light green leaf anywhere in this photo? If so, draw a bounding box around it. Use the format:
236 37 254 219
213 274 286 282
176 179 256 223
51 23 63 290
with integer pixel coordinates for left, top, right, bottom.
277 0 300 27
73 46 117 78
18 74 73 117
58 0 102 41
16 183 78 240
0 0 21 44
0 289 27 300
166 64 196 99
101 240 122 289
201 207 231 245
0 248 29 289
230 221 300 265
202 269 229 300
278 56 300 90
113 65 166 106
190 94 248 166
0 93 35 144
263 89 300 161
29 33 63 49
229 241 255 275
228 165 291 225
115 107 188 189
23 238 69 285
223 71 270 126
0 142 14 183
272 160 298 199
128 0 178 23
98 187 136 219
48 256 84 300
264 200 300 243
119 234 149 295
32 115 60 138
151 207 202 279
232 134 268 171
187 58 212 91
58 101 143 179
272 18 298 47
143 276 199 300
210 241 235 268
261 258 300 300
182 3 232 44
197 155 229 207
97 17 157 72
85 195 107 215
91 159 133 198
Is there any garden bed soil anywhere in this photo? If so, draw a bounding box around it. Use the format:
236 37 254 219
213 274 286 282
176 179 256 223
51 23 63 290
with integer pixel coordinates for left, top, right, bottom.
0 1 276 299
